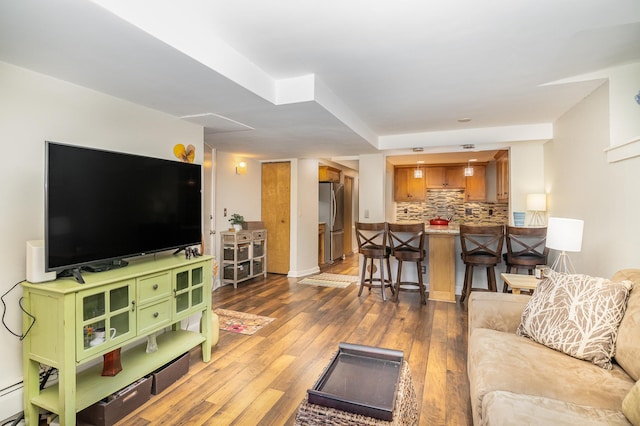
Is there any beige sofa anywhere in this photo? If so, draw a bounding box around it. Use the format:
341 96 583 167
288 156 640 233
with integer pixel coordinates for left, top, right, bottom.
467 269 640 425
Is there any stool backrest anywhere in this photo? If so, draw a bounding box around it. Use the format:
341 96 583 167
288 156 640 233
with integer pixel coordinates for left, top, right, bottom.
505 226 549 259
459 224 505 261
355 222 388 251
388 223 425 254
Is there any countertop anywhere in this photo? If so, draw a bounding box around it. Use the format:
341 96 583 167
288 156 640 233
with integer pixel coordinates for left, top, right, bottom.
424 224 460 235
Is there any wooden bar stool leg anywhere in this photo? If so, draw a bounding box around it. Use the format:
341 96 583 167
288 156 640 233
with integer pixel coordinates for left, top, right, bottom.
358 257 367 296
461 264 473 303
386 257 394 295
487 266 497 292
417 260 426 305
394 260 403 303
379 258 387 301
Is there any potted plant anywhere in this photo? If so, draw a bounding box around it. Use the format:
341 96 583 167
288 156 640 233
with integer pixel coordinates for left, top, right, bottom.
229 213 244 231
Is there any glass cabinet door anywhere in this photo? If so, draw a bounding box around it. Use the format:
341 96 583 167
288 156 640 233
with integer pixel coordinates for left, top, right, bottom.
76 280 136 361
173 265 206 319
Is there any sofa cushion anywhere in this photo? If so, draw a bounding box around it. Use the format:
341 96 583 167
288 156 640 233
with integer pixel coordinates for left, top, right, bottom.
468 327 634 426
623 380 640 426
516 271 633 369
612 270 640 381
482 390 631 426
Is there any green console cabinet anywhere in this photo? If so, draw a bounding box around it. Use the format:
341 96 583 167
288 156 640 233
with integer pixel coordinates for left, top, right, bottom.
21 255 212 426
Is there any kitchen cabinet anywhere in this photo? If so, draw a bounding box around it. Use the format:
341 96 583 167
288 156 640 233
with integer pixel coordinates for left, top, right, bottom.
319 165 341 183
426 166 466 189
394 166 426 202
20 255 212 426
495 150 509 201
465 165 486 201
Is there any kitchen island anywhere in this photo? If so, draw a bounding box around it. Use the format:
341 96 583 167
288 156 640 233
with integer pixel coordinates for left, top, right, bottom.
425 224 459 302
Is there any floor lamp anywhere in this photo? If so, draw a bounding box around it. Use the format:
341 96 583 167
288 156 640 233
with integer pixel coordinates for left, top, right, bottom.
546 217 584 274
526 193 547 226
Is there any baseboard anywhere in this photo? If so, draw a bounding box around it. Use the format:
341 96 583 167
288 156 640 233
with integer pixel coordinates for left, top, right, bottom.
0 382 23 424
287 266 320 278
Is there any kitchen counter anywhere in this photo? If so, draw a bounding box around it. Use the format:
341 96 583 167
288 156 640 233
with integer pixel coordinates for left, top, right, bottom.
424 224 460 235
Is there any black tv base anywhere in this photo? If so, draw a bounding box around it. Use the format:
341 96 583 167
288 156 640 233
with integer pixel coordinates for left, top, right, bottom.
59 259 129 284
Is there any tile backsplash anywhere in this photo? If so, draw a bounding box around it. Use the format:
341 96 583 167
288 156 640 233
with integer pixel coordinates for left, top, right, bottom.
396 189 508 224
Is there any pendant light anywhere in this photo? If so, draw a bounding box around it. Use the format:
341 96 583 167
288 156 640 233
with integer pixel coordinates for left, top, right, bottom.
414 150 424 178
464 160 474 177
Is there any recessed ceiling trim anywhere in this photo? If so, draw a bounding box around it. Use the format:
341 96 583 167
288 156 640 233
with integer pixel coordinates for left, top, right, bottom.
180 113 254 133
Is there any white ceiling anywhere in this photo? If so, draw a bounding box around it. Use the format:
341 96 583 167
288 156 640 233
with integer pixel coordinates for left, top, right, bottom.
1 0 639 164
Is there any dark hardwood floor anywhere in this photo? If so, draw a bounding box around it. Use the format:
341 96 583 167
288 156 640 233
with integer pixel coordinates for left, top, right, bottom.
118 254 472 425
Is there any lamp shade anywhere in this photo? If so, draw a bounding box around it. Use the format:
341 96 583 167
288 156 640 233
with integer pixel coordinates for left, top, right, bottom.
546 217 584 252
526 193 547 211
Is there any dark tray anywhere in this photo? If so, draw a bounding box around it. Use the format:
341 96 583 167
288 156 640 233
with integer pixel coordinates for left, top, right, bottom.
307 342 404 421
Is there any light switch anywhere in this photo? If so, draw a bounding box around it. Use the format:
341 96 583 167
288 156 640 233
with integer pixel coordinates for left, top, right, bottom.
364 209 370 218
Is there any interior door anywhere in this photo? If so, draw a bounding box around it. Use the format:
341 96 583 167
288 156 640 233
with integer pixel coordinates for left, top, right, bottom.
261 162 291 274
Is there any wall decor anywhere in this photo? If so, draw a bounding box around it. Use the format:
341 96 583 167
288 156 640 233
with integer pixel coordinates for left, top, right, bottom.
173 143 195 163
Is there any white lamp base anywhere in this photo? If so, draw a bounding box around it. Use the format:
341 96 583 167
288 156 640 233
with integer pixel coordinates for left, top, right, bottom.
551 251 575 274
529 211 545 227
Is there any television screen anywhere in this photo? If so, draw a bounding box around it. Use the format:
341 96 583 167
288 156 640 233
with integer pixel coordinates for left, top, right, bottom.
45 142 202 275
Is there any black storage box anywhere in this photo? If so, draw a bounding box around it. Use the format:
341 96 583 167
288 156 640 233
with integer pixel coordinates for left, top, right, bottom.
224 245 249 261
252 241 264 257
151 352 190 395
253 259 263 275
224 263 249 280
77 376 152 426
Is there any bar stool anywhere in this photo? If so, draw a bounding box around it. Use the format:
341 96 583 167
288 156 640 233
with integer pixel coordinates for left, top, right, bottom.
459 224 504 303
502 226 548 292
388 223 427 304
355 222 394 301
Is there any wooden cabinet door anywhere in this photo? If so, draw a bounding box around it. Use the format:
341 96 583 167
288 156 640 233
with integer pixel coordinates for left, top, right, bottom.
394 166 425 201
445 166 466 188
465 165 486 201
426 166 465 188
262 162 290 274
425 167 445 188
495 151 509 201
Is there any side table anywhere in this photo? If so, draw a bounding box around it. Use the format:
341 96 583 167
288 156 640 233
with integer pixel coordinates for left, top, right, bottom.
501 273 540 295
294 361 418 426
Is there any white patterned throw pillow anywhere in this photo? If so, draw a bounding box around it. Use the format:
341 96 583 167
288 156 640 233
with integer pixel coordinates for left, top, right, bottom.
517 271 633 369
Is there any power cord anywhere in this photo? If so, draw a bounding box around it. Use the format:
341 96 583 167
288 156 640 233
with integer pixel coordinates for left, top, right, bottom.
1 281 35 340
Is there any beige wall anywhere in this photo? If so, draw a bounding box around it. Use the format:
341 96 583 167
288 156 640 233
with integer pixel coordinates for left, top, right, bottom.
0 61 203 419
546 81 640 276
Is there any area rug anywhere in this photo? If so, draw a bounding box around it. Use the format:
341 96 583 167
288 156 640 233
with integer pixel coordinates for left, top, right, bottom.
298 273 359 288
214 309 275 335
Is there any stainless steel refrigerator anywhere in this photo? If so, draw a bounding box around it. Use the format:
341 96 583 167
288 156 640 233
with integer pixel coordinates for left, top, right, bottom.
319 182 344 263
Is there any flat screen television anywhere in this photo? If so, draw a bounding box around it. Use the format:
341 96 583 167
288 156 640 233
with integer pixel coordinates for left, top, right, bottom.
45 141 202 282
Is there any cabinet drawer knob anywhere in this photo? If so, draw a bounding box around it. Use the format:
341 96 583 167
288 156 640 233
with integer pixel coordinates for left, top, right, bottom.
153 284 158 290
153 312 159 318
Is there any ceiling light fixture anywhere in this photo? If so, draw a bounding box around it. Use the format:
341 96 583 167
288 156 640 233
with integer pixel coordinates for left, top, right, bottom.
414 152 423 178
458 118 472 123
464 158 477 177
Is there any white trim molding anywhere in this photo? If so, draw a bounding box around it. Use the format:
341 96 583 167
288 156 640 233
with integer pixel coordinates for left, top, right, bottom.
605 137 640 163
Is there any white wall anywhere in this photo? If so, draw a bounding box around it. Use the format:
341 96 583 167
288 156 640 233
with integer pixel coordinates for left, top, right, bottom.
291 158 321 277
358 153 386 222
509 142 546 225
0 61 203 420
608 62 640 148
546 81 640 276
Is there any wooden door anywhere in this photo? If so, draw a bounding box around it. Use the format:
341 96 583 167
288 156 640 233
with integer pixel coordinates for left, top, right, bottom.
344 175 353 255
261 162 291 274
